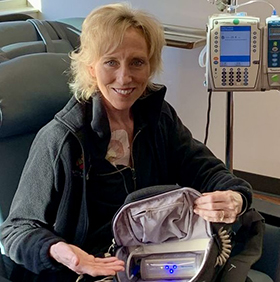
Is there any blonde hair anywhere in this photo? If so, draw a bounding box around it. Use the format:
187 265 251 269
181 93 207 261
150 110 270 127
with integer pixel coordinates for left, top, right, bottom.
69 2 166 101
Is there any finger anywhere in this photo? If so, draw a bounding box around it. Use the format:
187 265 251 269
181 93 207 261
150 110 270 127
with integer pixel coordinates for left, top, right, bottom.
91 257 125 268
194 193 224 205
197 213 236 223
200 190 242 207
76 255 124 268
194 208 237 223
88 261 125 269
85 264 125 277
94 256 125 264
87 257 125 269
194 202 239 214
70 258 125 277
194 201 225 211
194 191 242 212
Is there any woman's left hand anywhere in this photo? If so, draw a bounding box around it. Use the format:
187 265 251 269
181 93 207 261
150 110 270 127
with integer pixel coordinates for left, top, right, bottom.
193 190 243 223
49 242 125 277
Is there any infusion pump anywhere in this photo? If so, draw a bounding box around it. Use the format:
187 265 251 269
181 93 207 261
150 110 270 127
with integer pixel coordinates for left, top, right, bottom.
206 13 280 91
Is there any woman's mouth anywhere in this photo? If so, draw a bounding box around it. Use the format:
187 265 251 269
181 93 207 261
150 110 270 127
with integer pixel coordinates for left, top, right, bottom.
113 88 134 95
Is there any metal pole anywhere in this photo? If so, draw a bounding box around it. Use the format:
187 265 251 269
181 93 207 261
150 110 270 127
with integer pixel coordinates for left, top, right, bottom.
225 91 234 171
225 0 235 172
212 0 236 171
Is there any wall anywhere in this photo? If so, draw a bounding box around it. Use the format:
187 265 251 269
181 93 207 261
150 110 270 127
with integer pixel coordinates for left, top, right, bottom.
40 0 280 179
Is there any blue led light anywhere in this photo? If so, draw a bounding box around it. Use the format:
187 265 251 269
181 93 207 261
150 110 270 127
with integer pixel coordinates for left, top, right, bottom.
165 264 177 274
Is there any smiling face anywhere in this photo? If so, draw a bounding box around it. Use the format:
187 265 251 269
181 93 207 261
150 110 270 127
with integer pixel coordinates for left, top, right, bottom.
89 28 150 114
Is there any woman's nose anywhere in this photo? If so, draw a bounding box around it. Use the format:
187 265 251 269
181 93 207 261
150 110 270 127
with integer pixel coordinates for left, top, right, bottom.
116 65 132 85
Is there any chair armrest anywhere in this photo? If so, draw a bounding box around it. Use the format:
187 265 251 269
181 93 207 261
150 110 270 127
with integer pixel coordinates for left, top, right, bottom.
0 254 7 281
0 276 11 282
252 223 280 281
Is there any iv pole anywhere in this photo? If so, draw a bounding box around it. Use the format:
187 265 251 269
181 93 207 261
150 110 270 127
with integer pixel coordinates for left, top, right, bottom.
225 0 236 172
225 91 234 171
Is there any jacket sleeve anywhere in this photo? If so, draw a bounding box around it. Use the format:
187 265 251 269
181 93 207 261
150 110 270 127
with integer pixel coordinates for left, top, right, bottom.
0 121 68 274
163 102 253 208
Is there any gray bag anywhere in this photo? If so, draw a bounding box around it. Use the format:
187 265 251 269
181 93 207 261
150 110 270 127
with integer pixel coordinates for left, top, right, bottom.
111 185 229 282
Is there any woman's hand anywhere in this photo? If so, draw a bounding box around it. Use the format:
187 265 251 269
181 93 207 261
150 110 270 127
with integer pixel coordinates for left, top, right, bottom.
49 242 125 277
193 190 243 223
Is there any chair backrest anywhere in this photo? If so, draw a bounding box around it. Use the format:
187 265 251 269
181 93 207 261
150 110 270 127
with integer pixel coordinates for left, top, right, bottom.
0 13 33 22
0 53 72 221
0 19 80 62
0 19 80 224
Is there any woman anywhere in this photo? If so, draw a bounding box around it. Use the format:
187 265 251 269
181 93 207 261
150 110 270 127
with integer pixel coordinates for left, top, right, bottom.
0 3 252 281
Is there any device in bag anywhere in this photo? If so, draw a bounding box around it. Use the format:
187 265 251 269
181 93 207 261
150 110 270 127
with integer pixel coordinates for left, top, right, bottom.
111 185 228 282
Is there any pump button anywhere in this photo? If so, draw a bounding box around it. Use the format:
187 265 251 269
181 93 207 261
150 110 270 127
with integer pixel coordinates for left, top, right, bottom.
271 74 279 82
233 19 240 25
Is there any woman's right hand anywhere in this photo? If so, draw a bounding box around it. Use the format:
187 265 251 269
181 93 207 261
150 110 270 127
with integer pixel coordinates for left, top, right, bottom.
49 241 125 277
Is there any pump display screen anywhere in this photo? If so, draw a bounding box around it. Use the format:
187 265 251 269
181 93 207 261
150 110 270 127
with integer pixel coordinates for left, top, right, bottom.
269 27 280 40
220 26 251 67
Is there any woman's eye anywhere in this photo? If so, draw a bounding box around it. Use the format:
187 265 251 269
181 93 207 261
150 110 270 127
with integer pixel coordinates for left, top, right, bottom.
105 60 117 67
131 59 145 67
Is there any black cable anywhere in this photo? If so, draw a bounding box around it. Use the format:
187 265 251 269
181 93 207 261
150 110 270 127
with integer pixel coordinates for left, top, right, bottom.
204 90 213 145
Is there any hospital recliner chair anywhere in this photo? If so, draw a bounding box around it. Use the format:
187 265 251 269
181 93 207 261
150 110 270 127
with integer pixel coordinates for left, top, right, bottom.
0 17 79 223
0 18 77 281
0 52 72 282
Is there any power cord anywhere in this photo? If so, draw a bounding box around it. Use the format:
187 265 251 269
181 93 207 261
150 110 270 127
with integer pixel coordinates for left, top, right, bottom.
126 248 142 280
215 227 231 267
204 90 213 145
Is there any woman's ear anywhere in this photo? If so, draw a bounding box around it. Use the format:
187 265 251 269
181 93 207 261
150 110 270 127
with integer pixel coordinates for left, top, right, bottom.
88 65 95 78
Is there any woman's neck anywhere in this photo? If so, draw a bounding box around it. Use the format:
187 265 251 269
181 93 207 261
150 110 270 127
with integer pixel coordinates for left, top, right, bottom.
104 105 134 144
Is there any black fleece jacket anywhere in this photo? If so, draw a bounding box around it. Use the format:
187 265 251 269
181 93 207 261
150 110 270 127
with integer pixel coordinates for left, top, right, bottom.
0 85 252 277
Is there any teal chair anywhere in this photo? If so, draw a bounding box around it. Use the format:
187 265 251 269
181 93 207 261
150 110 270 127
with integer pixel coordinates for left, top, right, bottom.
0 52 72 224
0 17 80 224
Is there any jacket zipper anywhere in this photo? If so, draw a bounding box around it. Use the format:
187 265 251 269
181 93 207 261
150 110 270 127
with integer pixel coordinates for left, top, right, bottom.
130 129 141 190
